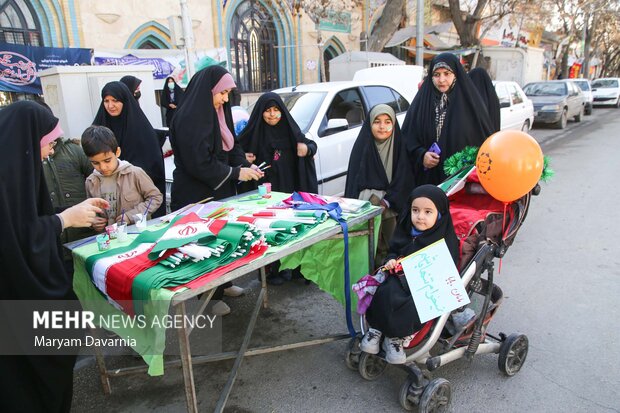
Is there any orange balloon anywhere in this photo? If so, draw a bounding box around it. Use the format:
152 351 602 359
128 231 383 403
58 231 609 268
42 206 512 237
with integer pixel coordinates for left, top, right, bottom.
476 130 543 202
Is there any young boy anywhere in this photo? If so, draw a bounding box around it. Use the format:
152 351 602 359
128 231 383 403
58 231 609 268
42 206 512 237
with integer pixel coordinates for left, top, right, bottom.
81 125 163 232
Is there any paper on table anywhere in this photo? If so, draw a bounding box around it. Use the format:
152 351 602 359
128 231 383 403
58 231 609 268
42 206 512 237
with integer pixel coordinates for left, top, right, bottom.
400 238 470 323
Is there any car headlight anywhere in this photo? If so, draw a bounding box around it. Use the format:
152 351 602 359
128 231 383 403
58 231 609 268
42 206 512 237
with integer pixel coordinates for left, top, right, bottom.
540 105 561 111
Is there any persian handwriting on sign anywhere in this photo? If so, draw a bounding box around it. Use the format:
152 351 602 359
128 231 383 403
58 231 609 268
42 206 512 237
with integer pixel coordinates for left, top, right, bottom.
0 52 37 86
401 239 470 323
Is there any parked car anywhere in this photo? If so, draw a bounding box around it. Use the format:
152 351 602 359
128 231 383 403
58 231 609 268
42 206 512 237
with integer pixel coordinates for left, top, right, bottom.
522 80 586 129
572 78 593 115
591 77 620 108
271 81 411 195
493 80 535 131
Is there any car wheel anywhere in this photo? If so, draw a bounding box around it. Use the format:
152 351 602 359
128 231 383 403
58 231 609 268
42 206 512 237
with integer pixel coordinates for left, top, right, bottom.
521 120 530 132
585 105 592 115
616 97 620 108
574 106 583 122
554 109 567 129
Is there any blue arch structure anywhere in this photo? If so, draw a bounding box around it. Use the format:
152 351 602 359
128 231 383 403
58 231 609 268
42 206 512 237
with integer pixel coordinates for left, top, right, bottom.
30 0 70 46
224 0 296 87
323 35 346 55
125 21 173 49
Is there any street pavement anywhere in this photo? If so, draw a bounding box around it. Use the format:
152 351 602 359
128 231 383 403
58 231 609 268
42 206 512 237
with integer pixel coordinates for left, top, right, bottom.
71 108 620 413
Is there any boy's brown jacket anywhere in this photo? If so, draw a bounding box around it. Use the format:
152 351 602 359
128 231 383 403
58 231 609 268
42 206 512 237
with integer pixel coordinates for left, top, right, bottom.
85 160 163 223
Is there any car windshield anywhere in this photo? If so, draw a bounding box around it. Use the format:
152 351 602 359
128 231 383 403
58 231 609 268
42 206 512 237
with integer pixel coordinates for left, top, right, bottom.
523 83 567 96
573 81 590 91
592 79 619 88
267 91 327 132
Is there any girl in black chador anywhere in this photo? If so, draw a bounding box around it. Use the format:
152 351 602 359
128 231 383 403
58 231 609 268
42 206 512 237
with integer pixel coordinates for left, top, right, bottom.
238 92 318 285
360 185 459 364
160 76 184 127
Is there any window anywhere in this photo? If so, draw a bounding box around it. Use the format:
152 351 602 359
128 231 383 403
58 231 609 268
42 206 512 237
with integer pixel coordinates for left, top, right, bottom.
495 83 511 107
507 84 523 104
0 0 41 46
276 91 326 133
363 86 399 114
321 88 364 136
230 1 279 93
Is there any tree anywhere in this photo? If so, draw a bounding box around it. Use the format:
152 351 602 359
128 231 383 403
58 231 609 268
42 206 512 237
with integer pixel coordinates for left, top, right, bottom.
448 0 522 48
366 0 407 52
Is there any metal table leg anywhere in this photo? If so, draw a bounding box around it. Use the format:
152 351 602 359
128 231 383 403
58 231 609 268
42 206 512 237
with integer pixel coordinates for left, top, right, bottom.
177 301 198 413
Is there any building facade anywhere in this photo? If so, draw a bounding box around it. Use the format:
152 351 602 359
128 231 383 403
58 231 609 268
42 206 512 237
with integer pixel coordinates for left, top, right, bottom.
1 0 400 96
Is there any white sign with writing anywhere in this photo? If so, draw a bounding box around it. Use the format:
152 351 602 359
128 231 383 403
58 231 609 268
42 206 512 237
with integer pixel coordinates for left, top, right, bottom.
401 239 470 323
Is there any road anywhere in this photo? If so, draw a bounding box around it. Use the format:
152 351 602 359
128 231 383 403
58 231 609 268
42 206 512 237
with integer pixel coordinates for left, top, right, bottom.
71 108 620 413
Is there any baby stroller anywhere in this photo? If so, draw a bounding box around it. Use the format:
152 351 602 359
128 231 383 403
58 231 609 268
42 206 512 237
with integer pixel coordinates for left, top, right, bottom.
345 167 539 412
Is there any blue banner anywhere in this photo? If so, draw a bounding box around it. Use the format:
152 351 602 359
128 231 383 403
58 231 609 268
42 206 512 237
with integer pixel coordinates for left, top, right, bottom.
0 43 92 94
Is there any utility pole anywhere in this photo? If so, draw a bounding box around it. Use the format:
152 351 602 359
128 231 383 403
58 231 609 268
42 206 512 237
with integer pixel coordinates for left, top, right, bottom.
180 0 195 80
416 0 424 66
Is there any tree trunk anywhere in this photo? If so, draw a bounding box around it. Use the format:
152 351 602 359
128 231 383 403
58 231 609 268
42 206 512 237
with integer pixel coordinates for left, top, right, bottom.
448 0 487 47
367 0 407 52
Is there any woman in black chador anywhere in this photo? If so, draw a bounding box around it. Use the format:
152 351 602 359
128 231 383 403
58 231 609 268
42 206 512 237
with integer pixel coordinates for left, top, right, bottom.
468 67 501 133
120 74 142 101
401 53 494 185
237 92 318 194
169 65 262 211
345 104 412 267
93 81 166 217
160 76 184 127
169 66 262 310
0 101 108 412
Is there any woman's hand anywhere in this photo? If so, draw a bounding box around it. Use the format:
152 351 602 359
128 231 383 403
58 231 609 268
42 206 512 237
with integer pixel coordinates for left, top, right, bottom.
238 167 263 181
169 104 177 109
59 198 110 229
423 151 440 169
296 143 309 157
246 152 256 163
383 259 398 271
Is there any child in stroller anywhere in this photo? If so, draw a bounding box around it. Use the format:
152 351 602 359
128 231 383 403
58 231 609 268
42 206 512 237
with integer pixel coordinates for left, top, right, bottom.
360 185 460 364
348 166 535 411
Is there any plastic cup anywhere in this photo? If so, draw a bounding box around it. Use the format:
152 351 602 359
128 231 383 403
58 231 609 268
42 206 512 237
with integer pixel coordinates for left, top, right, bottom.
258 184 267 196
135 218 147 232
105 223 118 239
96 234 110 251
117 223 128 241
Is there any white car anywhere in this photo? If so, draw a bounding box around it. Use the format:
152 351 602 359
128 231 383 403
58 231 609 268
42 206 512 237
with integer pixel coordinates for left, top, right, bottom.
272 80 410 195
591 78 620 108
493 81 535 131
572 78 593 115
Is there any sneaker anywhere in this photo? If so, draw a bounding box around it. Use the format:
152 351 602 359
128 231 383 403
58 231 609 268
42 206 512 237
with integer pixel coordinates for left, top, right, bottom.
223 285 245 297
211 301 231 316
359 328 382 354
382 337 406 364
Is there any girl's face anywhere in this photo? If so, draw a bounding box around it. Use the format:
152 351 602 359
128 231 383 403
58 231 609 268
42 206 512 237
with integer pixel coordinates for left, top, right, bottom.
103 95 123 117
213 89 231 109
410 196 438 231
263 105 282 126
371 113 393 141
432 67 455 93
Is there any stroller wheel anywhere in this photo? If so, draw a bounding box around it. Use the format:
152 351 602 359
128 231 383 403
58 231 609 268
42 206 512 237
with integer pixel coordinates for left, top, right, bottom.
498 333 529 376
344 334 362 371
358 352 387 381
399 376 423 411
418 378 451 413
